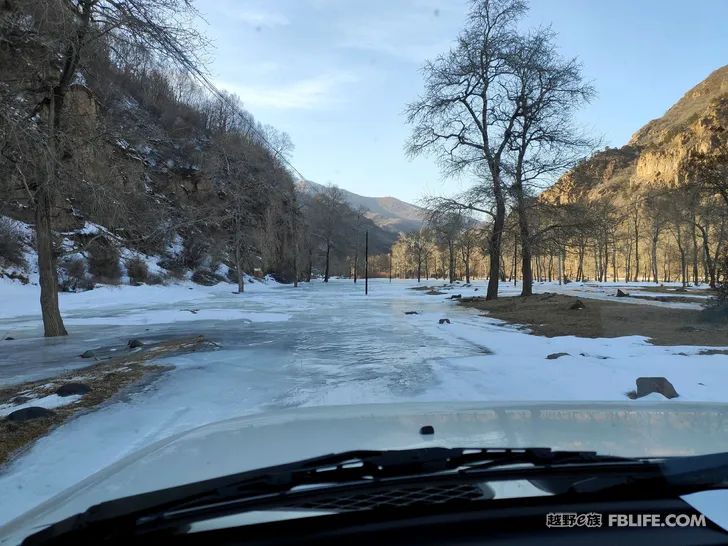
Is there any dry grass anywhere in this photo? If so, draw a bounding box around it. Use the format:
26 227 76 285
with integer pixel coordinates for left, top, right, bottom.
460 293 728 346
0 335 213 466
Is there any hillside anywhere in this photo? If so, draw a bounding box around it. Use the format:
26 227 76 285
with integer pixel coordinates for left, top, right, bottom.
297 180 425 233
545 65 728 205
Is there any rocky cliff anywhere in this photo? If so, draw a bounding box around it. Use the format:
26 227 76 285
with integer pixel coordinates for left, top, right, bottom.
544 65 728 205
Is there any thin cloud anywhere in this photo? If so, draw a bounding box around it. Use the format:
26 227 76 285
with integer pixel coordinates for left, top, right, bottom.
217 72 358 111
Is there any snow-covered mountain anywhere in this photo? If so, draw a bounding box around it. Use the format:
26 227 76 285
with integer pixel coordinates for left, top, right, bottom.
297 180 425 234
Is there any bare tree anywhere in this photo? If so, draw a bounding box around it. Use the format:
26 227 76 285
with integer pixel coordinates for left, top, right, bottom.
311 185 348 282
504 28 596 296
1 0 206 336
406 0 527 300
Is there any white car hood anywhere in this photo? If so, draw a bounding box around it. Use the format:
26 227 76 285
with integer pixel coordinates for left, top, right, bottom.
3 400 728 544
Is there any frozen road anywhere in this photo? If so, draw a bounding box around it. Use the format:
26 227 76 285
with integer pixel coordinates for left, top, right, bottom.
2 277 728 525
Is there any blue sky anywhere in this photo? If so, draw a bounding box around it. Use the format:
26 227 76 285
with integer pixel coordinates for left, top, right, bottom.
195 0 728 203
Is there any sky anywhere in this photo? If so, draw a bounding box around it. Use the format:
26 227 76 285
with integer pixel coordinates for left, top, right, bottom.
195 0 728 204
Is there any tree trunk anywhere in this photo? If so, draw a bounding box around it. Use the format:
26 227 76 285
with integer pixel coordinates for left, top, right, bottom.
698 226 717 288
448 241 455 283
651 228 660 284
520 238 533 296
307 247 313 282
324 242 331 282
634 222 640 282
514 185 533 295
37 91 66 337
353 252 358 283
292 242 298 288
691 217 700 285
237 263 245 293
36 186 67 337
486 195 506 300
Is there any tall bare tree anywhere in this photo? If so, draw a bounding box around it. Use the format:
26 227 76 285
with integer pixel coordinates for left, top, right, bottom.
505 29 595 296
311 185 348 282
406 0 527 300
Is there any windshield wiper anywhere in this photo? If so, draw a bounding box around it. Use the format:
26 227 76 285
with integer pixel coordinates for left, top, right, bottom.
22 447 728 545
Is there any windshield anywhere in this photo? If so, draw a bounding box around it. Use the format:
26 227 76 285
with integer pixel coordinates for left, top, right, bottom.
1 0 728 541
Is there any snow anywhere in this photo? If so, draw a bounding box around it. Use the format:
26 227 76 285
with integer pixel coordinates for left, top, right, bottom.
0 277 727 526
0 394 82 417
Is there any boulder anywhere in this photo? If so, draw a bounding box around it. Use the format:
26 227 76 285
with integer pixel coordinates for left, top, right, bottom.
439 318 451 324
450 294 462 299
546 352 570 360
55 382 91 397
127 339 144 349
569 299 585 310
632 377 679 399
80 350 96 359
11 395 31 404
6 407 55 422
4 336 15 341
473 288 479 291
404 311 419 315
616 289 629 297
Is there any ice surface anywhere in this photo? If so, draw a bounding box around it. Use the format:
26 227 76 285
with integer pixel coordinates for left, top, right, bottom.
0 394 82 417
0 277 727 526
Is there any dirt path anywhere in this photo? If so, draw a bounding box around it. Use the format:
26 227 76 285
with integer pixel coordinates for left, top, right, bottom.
460 293 728 346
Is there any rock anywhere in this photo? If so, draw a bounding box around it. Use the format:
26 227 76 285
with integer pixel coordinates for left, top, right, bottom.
474 288 479 291
55 382 91 397
4 336 15 340
569 299 585 310
6 407 55 422
439 318 450 324
80 350 96 359
127 339 144 349
546 352 570 360
404 311 419 315
616 289 629 297
11 395 31 404
450 294 462 299
425 290 445 295
633 377 679 399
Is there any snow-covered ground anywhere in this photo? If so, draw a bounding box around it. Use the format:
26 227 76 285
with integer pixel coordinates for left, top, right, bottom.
0 276 726 525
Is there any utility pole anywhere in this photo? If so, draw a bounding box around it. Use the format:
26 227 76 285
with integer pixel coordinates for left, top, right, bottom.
365 231 369 295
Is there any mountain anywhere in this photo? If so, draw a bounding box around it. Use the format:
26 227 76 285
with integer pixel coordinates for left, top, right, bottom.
544 65 728 205
297 180 425 234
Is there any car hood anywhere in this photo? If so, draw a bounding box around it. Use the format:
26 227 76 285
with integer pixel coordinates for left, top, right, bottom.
3 400 728 543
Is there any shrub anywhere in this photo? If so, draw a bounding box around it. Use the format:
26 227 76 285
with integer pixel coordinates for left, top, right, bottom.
157 257 186 279
0 218 26 268
88 239 121 283
126 255 149 285
191 268 221 286
146 273 165 285
59 257 94 292
181 236 208 270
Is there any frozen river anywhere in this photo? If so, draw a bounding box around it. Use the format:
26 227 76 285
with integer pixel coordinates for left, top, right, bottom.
2 277 728 525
